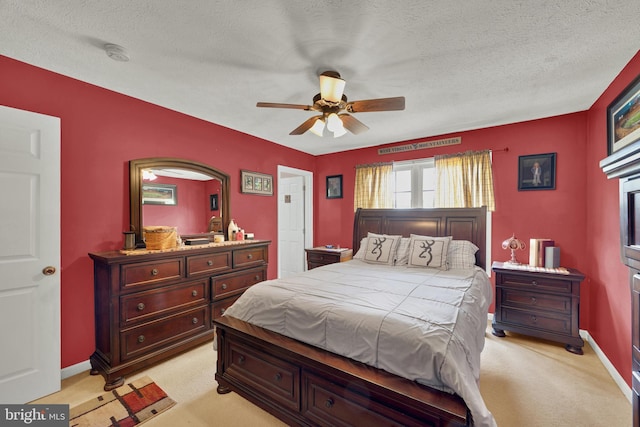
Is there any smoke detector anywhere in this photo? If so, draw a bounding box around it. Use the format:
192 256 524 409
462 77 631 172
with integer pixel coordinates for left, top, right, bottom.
104 44 129 62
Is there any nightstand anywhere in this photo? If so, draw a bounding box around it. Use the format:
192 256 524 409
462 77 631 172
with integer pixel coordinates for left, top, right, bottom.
491 261 585 354
305 247 353 270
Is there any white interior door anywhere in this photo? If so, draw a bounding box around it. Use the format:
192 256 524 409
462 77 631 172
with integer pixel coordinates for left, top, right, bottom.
278 166 313 278
0 106 61 403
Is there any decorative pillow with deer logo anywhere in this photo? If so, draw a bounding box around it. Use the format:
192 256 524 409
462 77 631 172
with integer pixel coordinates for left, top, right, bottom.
362 233 402 265
407 234 452 270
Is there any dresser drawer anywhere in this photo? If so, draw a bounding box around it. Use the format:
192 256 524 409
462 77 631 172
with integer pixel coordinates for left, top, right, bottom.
121 280 208 326
225 341 299 411
121 258 183 290
187 252 232 276
121 307 209 361
211 295 241 320
303 372 431 427
500 307 571 333
212 268 265 300
307 251 341 264
498 273 572 294
233 246 267 268
500 288 571 314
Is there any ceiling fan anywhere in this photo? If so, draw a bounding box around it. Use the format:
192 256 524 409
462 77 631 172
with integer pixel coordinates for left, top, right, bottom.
256 71 405 138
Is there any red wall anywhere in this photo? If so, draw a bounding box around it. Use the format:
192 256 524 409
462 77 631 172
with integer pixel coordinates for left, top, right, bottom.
0 55 315 368
2 50 640 388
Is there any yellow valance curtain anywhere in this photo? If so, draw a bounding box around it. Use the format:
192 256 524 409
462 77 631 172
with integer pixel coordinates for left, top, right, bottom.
353 163 393 211
434 150 495 211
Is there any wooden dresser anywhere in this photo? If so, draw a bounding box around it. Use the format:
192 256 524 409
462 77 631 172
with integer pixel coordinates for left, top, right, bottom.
89 240 269 390
491 261 585 354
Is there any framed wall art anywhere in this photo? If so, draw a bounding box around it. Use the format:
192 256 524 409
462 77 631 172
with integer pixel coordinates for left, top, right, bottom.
240 170 273 196
518 152 556 191
608 73 640 155
210 194 218 211
142 183 177 205
326 174 343 199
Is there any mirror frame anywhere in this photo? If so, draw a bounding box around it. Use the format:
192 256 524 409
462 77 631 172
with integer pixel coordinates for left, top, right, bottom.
129 157 230 244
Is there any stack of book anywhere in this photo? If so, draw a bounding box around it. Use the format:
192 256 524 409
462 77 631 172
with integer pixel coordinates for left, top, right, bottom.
529 238 556 267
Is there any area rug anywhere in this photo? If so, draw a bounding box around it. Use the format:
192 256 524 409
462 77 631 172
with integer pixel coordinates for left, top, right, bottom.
69 376 176 427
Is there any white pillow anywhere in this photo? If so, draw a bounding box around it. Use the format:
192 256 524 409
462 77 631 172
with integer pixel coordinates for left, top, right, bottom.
361 233 402 265
447 240 479 269
407 234 451 269
353 237 367 259
395 237 411 265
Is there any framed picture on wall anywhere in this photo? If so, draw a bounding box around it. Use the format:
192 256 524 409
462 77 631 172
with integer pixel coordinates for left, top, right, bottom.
518 153 556 191
210 194 218 211
326 175 343 199
240 170 273 195
607 73 640 155
142 183 177 205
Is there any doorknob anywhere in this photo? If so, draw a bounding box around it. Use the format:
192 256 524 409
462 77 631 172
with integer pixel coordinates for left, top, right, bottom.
43 266 56 276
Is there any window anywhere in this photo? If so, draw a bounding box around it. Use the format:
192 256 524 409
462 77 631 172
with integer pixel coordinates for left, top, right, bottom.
392 158 435 208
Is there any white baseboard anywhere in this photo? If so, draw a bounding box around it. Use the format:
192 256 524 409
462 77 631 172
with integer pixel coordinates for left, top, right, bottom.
61 359 91 380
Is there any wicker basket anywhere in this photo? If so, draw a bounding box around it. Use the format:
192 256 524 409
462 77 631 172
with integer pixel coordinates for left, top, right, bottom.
143 226 178 250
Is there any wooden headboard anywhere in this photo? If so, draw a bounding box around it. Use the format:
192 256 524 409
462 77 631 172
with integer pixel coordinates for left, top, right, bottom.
353 207 487 269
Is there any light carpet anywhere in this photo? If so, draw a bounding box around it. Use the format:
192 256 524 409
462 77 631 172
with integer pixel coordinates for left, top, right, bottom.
33 322 631 426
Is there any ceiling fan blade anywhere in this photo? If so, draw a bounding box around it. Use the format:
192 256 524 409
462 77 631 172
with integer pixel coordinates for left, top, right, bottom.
346 96 405 113
256 102 312 110
289 115 322 135
339 114 369 135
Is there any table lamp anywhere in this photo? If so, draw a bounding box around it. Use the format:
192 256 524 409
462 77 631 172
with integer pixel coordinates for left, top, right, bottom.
502 234 526 264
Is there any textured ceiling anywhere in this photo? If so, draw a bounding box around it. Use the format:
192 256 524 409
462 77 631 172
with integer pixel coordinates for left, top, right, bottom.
2 1 639 155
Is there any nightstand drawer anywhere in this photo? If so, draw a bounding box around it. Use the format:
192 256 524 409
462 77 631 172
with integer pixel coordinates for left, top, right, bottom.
500 288 571 314
498 273 572 294
307 252 341 263
500 307 571 333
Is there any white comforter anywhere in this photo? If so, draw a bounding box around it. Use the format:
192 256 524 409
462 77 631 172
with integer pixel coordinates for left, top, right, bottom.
224 259 496 427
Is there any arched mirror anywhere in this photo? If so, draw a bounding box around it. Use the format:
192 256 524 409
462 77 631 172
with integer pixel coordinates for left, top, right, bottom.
130 157 230 245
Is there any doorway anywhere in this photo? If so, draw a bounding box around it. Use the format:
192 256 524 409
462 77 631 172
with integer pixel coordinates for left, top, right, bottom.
277 166 313 278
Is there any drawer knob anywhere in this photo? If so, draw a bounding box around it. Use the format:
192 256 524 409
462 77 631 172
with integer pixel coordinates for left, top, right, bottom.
254 275 260 281
220 308 226 315
247 254 253 260
531 315 537 323
530 297 537 304
192 290 198 297
221 283 227 290
137 302 145 311
238 355 245 364
274 372 282 382
151 268 159 276
325 398 334 408
531 280 538 286
137 335 145 343
207 260 213 266
192 317 198 324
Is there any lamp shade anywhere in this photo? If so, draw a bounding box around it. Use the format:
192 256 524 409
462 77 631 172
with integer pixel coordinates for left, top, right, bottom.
309 117 325 136
319 74 346 103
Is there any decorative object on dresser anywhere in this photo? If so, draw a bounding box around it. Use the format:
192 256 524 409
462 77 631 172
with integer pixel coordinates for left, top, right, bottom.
89 240 269 391
305 247 353 270
501 234 526 264
600 123 640 425
491 261 585 355
215 207 490 427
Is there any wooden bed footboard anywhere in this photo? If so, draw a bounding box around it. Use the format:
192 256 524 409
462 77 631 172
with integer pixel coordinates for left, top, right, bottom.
214 316 471 426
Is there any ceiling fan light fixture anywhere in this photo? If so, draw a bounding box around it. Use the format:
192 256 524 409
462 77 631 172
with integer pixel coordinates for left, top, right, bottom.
319 73 345 103
326 113 343 132
309 118 325 137
332 126 347 138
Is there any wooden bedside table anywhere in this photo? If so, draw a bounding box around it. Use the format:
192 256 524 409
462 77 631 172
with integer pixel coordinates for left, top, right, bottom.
491 261 585 354
305 247 353 270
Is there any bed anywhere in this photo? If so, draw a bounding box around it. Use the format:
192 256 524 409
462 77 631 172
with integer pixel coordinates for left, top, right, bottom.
214 207 494 426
